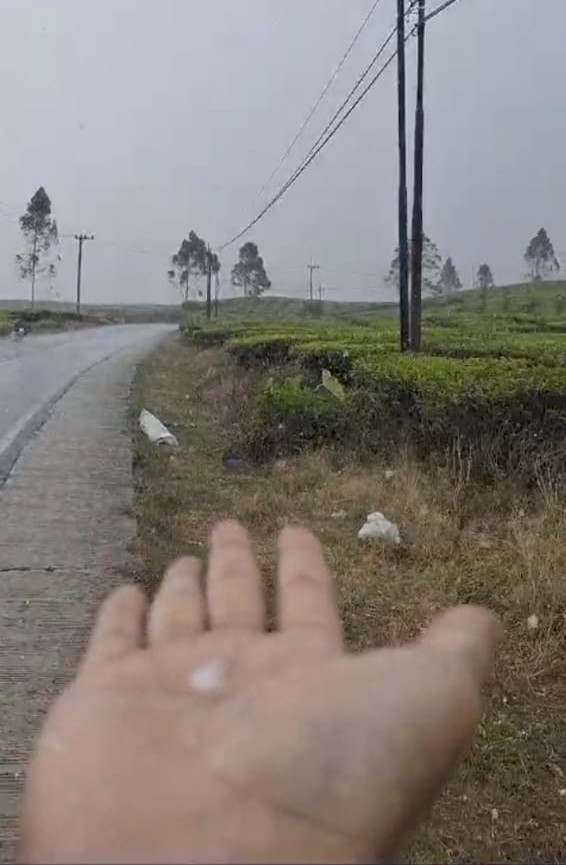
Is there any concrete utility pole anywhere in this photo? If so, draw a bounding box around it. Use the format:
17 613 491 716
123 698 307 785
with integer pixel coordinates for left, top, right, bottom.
410 0 426 351
396 0 410 352
318 284 325 302
307 260 320 304
74 234 95 315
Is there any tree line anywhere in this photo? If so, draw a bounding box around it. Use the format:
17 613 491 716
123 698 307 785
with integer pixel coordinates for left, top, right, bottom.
385 227 561 298
11 187 562 308
10 186 275 309
168 234 271 303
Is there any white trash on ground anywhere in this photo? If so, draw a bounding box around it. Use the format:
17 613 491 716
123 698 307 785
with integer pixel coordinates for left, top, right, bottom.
358 512 401 545
139 409 179 447
331 509 348 520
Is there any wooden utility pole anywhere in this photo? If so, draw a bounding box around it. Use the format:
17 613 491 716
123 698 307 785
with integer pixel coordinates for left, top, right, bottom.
396 0 410 352
308 260 320 305
31 233 38 310
410 0 426 351
74 234 95 315
206 246 213 321
214 272 220 318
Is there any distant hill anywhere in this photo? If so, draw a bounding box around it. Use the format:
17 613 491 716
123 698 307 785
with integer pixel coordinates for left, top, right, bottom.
183 281 566 323
423 280 566 318
3 280 565 327
0 300 181 324
183 295 394 322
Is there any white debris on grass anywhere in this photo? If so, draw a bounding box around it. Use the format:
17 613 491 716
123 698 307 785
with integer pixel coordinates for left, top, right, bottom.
527 614 540 631
139 409 179 447
384 470 395 481
358 512 401 545
331 510 347 520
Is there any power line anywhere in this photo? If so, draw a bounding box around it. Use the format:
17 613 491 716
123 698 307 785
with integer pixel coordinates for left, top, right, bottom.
254 0 384 200
218 0 464 253
220 30 413 252
425 0 461 22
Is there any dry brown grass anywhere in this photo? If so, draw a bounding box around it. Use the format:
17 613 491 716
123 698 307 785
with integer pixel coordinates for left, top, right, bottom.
131 337 566 864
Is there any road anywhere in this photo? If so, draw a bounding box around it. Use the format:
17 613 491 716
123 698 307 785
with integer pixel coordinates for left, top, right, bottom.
0 324 172 483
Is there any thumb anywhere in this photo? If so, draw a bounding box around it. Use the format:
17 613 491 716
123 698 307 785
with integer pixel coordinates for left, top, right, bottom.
336 606 499 857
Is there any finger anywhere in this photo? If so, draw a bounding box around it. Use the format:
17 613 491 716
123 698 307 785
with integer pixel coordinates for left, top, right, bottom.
328 611 498 851
148 557 206 646
206 521 265 630
277 526 342 648
81 585 147 673
420 605 500 685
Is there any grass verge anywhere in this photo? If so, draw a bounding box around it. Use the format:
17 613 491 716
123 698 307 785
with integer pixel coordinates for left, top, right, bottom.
131 335 566 864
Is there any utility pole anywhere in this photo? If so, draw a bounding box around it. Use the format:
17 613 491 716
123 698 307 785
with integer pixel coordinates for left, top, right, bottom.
410 0 426 351
214 272 220 319
74 233 95 315
31 232 38 310
396 0 410 352
206 246 213 321
307 260 320 305
318 284 325 302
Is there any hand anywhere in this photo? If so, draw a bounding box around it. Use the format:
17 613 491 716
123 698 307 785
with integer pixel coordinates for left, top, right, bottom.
19 522 498 864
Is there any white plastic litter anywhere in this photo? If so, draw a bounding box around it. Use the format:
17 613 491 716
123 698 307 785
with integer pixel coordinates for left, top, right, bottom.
331 510 348 520
358 512 401 545
139 409 179 447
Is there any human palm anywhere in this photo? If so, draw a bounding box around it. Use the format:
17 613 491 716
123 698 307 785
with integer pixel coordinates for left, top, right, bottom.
20 522 497 864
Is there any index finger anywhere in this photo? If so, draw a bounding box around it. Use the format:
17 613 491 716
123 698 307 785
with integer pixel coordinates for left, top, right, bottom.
81 585 147 674
277 526 342 649
420 605 500 685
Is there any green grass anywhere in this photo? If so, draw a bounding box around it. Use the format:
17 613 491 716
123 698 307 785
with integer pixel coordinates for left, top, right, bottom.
182 279 566 325
132 337 566 865
425 279 566 318
183 295 394 323
0 300 181 324
0 312 11 336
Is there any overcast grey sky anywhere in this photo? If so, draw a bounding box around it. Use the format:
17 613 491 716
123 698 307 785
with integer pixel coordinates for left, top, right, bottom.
0 0 564 305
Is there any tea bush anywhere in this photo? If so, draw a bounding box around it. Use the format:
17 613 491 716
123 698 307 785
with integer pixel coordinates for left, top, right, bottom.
188 316 566 482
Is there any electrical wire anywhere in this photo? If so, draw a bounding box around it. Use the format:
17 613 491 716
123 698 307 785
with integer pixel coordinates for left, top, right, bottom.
220 2 420 251
425 0 462 22
220 32 412 251
254 0 384 200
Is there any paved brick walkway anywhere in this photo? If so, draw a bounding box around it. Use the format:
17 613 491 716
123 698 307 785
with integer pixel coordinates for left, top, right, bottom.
0 345 153 860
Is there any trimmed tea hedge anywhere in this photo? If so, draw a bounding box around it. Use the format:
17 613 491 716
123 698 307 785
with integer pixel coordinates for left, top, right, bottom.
186 318 566 481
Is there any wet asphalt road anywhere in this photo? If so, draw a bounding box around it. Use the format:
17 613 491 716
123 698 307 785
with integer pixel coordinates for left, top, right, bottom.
0 324 172 482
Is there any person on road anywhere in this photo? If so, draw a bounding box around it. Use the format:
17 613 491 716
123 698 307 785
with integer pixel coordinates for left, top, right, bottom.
19 521 498 864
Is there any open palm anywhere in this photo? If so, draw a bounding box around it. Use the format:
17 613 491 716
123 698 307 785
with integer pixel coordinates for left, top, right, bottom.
20 522 497 864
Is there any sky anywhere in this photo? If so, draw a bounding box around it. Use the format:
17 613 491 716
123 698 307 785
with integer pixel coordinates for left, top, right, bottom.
0 0 565 305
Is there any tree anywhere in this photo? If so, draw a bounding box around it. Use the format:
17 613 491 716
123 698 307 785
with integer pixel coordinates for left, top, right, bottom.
209 251 221 276
524 228 560 281
231 242 271 297
385 234 442 297
476 263 495 291
168 231 208 301
437 257 462 296
16 187 58 309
